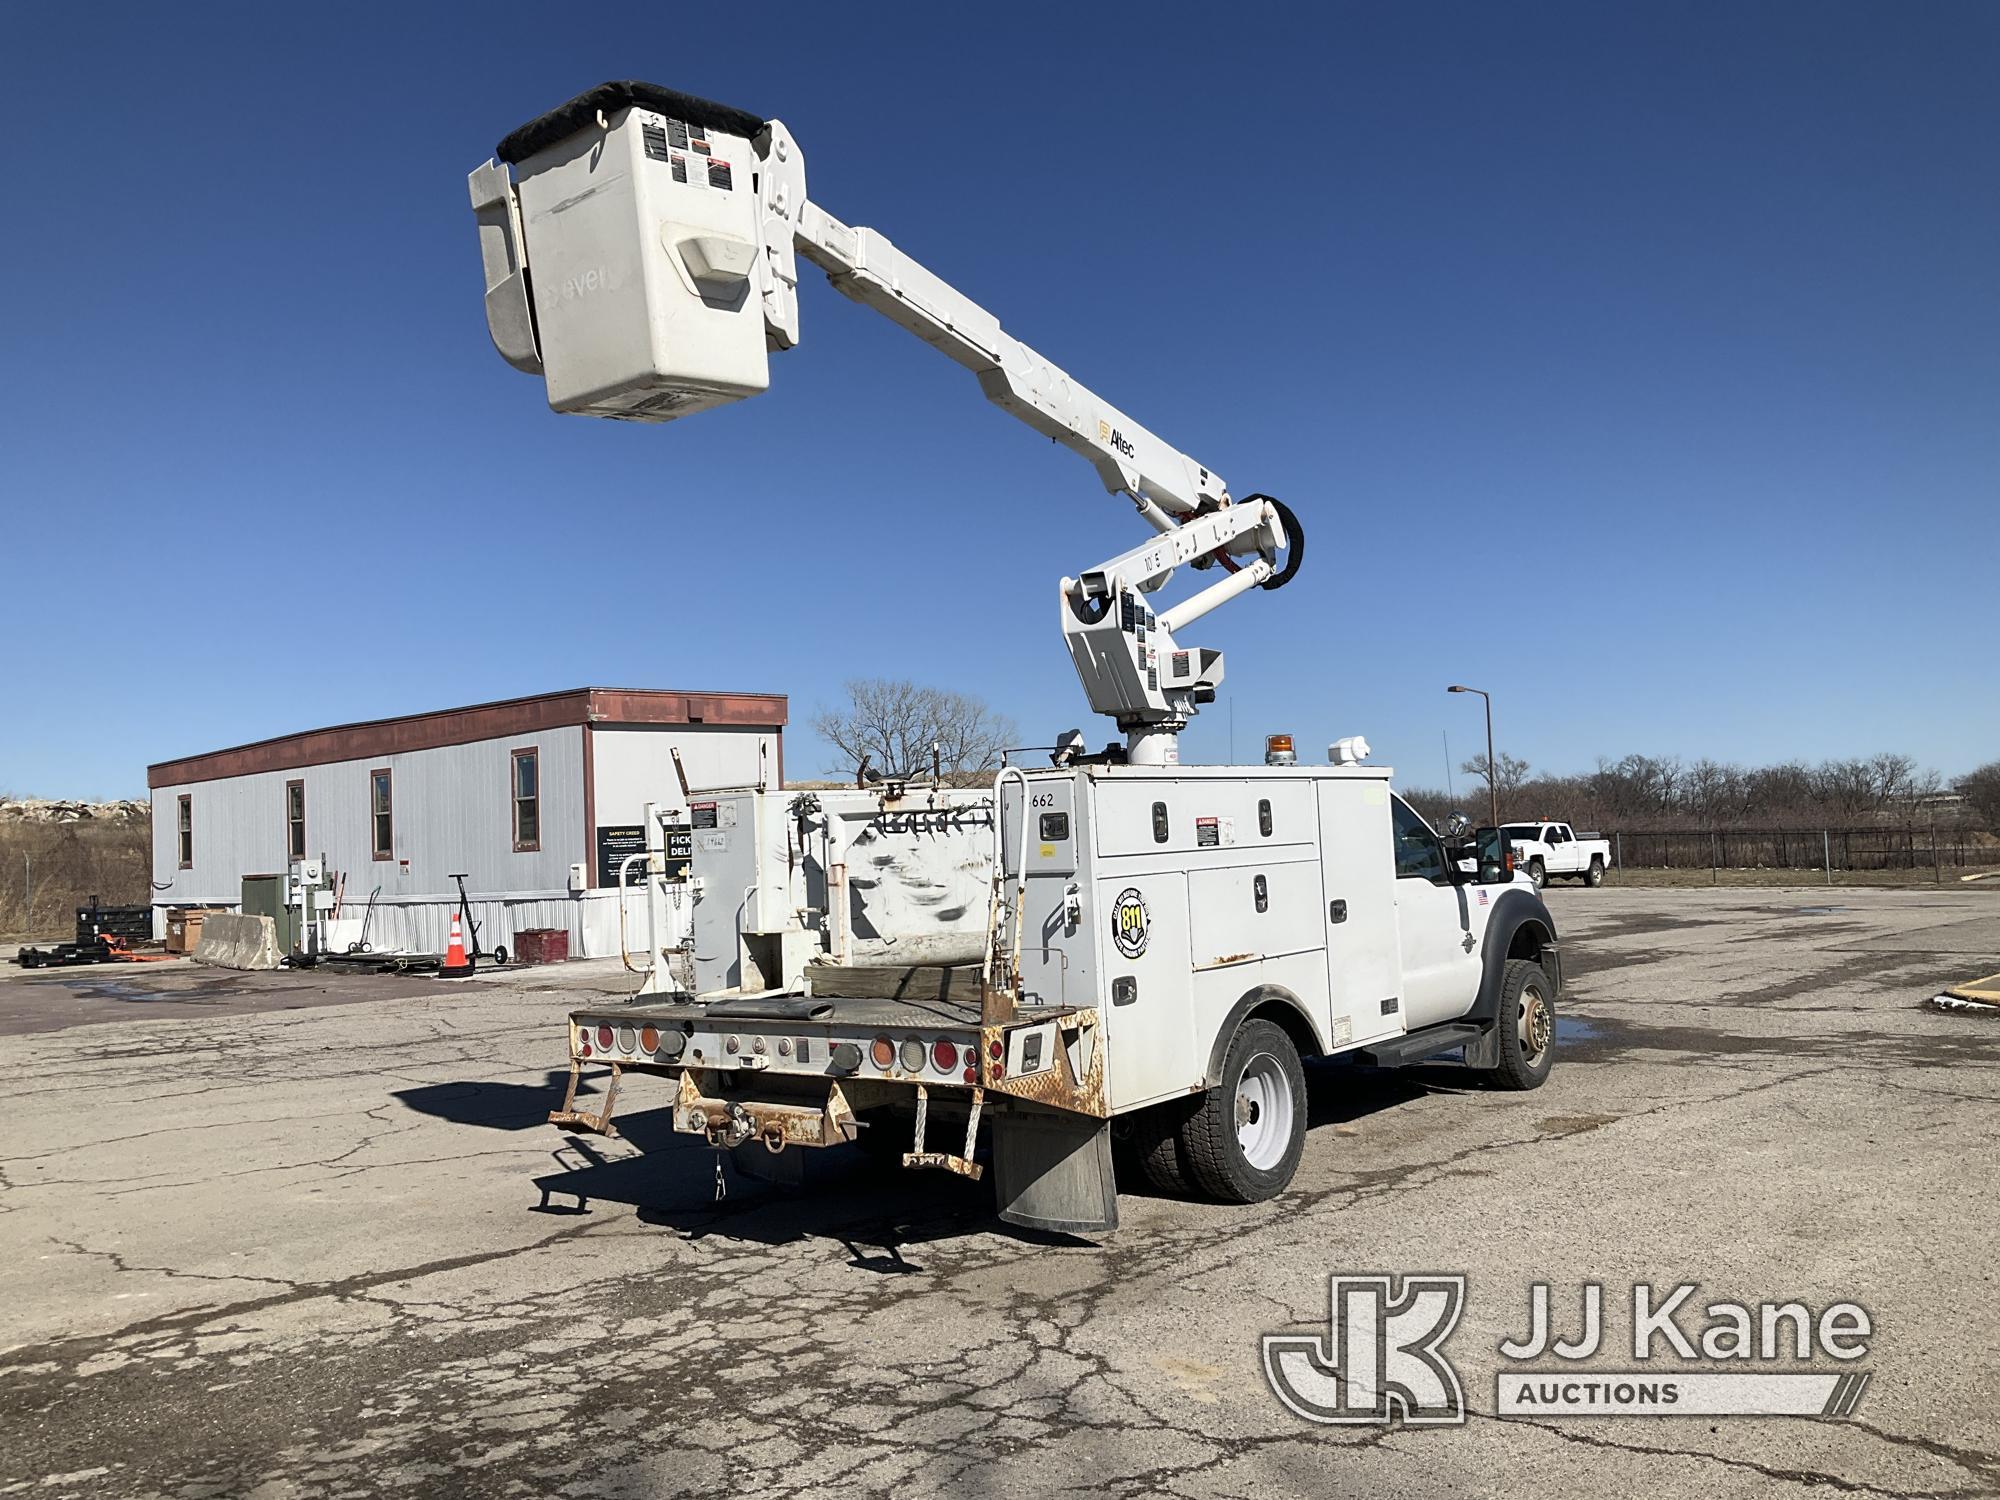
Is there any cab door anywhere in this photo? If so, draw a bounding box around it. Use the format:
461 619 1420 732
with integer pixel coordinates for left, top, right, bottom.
1390 796 1484 1030
1543 824 1572 872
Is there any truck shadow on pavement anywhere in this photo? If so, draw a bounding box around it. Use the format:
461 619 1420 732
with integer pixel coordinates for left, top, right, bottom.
391 1073 575 1130
391 1060 1505 1258
529 1109 1000 1263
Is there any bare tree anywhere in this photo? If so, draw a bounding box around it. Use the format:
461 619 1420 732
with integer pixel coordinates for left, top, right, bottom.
812 679 1017 784
1460 750 1531 813
1960 761 2000 831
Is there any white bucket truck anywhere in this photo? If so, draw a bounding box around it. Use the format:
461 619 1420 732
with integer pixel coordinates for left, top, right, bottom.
470 82 1562 1232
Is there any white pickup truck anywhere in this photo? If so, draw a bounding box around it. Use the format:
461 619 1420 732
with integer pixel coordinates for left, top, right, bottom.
1503 822 1611 888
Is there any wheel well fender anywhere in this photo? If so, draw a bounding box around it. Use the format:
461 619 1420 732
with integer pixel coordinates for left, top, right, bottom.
1203 985 1325 1087
1467 889 1561 1024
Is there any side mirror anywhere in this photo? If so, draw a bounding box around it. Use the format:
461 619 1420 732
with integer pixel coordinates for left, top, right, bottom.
1474 826 1515 885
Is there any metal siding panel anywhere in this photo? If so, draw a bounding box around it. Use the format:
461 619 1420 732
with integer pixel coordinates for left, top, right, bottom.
588 726 775 835
148 727 585 912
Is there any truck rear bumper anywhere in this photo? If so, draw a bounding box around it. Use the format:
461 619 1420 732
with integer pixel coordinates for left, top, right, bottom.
549 998 1109 1149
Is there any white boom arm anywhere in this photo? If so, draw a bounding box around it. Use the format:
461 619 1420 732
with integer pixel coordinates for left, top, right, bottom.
469 83 1300 763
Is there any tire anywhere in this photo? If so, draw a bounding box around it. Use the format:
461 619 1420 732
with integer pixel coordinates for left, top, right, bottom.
1527 858 1546 890
493 945 509 966
1174 1018 1308 1203
1126 1097 1198 1195
1584 858 1605 888
1484 959 1556 1091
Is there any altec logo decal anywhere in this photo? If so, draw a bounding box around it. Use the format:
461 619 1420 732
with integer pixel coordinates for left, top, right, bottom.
1263 1277 1874 1426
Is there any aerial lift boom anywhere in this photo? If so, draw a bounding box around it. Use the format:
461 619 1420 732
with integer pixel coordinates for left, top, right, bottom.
469 81 1301 764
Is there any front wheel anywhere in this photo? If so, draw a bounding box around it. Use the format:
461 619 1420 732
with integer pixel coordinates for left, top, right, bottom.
1527 858 1547 889
1174 1018 1308 1202
1584 858 1605 888
1484 958 1556 1090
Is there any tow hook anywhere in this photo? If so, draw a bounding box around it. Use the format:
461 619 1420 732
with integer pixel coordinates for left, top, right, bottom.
761 1123 787 1154
702 1102 757 1148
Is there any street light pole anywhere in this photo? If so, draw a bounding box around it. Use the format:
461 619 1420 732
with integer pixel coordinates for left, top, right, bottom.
1447 685 1498 827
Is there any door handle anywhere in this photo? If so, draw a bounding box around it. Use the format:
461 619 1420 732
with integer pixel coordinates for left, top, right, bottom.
1329 899 1347 923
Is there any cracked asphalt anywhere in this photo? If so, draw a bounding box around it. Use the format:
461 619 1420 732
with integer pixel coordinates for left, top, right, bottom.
2 887 1997 1499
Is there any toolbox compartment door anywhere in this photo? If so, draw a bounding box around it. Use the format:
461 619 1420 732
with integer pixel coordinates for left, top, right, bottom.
1094 871 1196 1110
1315 780 1405 1049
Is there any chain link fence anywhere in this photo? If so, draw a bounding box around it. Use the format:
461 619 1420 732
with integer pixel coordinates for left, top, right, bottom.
1607 827 1995 876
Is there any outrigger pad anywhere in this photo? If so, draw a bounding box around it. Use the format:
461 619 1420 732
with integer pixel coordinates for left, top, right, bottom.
992 1111 1118 1236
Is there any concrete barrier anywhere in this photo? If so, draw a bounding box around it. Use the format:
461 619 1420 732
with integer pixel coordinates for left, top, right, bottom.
192 913 282 971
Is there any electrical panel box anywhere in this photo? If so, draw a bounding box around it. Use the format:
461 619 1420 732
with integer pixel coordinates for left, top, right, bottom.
502 91 771 421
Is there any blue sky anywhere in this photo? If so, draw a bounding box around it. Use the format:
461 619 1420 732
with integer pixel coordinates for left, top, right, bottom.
2 1 1994 799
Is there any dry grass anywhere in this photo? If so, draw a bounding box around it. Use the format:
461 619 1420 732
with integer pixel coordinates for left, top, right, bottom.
0 819 151 942
1598 865 2000 890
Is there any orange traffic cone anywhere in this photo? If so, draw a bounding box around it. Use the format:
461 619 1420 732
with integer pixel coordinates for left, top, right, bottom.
437 909 476 980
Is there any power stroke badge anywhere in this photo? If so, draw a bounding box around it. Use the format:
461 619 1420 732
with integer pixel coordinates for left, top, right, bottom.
1111 887 1150 958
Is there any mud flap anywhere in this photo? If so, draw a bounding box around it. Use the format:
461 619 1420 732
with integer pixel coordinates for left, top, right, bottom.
729 1142 804 1186
1462 1025 1501 1070
992 1110 1118 1235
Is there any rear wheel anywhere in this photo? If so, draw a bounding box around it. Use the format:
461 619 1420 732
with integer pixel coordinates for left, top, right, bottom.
1174 1019 1308 1202
1484 958 1556 1090
1584 857 1605 888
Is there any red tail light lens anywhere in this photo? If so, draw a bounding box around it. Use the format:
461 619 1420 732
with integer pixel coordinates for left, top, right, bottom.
596 1024 614 1050
932 1039 959 1071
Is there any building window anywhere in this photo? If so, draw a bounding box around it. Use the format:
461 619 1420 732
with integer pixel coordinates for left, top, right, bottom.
512 748 540 851
177 795 193 869
286 780 306 861
371 769 394 860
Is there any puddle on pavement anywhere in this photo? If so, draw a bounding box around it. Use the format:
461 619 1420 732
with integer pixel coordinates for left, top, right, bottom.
1792 906 1849 916
57 978 250 1004
1560 1016 1608 1044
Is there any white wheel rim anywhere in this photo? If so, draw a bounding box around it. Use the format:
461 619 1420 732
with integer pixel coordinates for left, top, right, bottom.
1234 1051 1294 1171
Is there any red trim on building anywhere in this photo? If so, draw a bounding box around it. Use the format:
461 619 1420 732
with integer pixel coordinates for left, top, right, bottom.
147 687 788 788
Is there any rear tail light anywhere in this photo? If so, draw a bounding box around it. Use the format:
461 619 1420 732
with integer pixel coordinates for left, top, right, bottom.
618 1026 636 1053
898 1038 927 1072
640 1024 660 1053
963 1064 977 1083
596 1024 614 1050
579 1036 593 1058
932 1039 959 1072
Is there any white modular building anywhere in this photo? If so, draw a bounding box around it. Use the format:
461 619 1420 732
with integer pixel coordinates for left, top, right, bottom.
147 687 787 958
